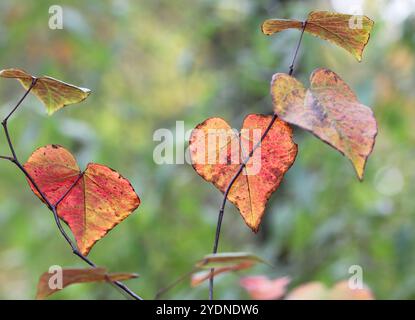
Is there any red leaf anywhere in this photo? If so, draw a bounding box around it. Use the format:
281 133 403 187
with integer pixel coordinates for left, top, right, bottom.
24 145 141 255
189 114 297 231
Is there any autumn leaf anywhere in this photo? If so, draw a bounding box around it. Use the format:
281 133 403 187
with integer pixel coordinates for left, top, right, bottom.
36 267 138 299
271 68 377 180
240 276 291 300
285 280 374 300
0 68 91 115
189 114 297 231
24 145 141 255
196 252 268 269
262 11 374 61
191 261 254 287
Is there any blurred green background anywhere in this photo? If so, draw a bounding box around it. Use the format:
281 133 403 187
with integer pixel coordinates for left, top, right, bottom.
0 0 414 299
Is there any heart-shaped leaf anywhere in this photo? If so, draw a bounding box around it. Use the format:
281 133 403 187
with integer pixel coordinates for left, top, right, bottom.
0 68 91 115
285 280 374 300
36 267 138 299
240 275 291 300
262 11 374 61
24 145 141 255
189 114 297 231
271 68 377 180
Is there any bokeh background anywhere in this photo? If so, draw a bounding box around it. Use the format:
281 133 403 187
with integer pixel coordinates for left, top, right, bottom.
0 0 414 299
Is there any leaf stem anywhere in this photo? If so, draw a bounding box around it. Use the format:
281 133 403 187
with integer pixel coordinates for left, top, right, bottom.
1 82 143 300
208 21 307 300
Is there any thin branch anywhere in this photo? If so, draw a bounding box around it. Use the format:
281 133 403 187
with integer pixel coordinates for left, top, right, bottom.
154 267 199 300
2 78 37 160
0 155 14 161
288 21 307 76
1 81 143 300
208 21 307 300
3 78 38 123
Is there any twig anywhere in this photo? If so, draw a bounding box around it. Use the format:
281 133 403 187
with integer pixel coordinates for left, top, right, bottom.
154 267 199 300
0 79 143 300
288 21 307 76
208 21 307 300
0 155 13 161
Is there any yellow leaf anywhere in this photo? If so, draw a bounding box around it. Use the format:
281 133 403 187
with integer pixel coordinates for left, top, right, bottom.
262 11 374 61
0 68 91 115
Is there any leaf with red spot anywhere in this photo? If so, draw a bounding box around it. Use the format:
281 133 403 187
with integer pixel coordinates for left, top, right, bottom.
24 145 141 255
271 68 377 180
262 11 374 61
189 114 297 232
240 276 291 300
0 68 91 115
36 267 138 299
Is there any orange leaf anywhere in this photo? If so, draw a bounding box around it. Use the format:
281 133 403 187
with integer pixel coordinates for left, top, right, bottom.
24 145 141 255
36 267 138 299
240 276 291 300
285 280 374 300
191 261 254 287
262 11 374 61
189 114 297 232
0 68 91 115
271 68 377 180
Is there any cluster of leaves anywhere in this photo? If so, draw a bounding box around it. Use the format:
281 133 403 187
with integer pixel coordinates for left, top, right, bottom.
190 10 376 236
188 11 377 298
1 10 378 300
0 69 141 299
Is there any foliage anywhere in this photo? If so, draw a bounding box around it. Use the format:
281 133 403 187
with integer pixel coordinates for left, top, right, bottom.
189 114 297 231
262 11 373 61
25 145 141 256
0 0 413 300
271 68 377 180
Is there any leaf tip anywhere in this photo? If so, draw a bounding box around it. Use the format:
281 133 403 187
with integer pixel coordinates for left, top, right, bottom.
260 20 270 35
